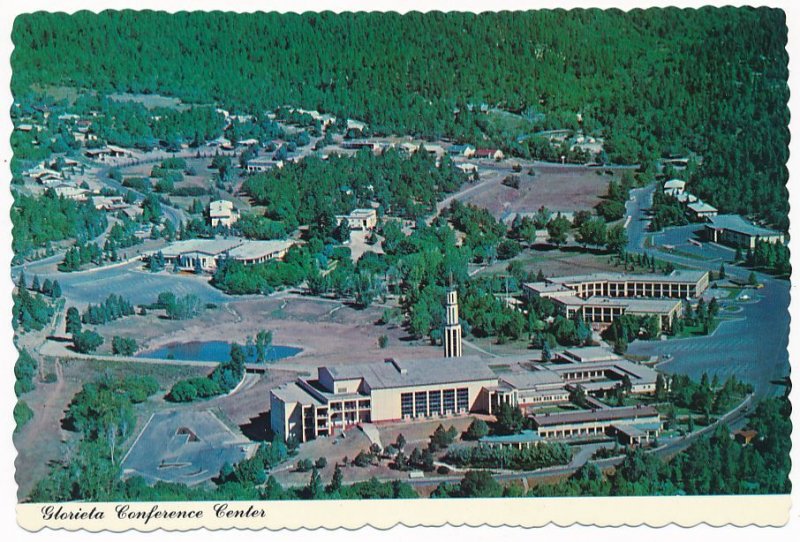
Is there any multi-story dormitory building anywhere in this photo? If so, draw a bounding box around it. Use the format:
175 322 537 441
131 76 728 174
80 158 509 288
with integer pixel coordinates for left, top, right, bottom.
269 289 662 443
521 270 709 331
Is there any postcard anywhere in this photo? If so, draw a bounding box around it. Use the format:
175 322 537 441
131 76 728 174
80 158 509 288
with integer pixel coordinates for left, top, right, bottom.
6 2 794 532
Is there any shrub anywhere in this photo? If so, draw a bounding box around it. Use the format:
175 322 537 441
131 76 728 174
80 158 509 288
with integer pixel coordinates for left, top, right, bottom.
296 458 314 472
464 419 490 440
72 329 104 353
14 400 34 430
436 465 451 475
112 336 138 356
315 457 328 469
122 375 159 403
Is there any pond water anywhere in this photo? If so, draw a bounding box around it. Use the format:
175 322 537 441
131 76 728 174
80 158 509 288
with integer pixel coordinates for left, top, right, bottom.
136 340 301 363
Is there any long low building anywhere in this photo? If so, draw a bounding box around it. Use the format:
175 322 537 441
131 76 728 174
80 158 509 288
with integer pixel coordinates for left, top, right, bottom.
523 270 709 300
530 405 661 440
522 270 706 331
486 357 658 412
704 214 785 249
157 238 296 273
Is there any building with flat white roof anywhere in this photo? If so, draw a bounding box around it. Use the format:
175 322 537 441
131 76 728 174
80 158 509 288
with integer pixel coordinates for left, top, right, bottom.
556 346 623 364
522 271 706 331
271 356 498 443
208 200 239 227
157 237 296 273
336 208 378 230
704 214 785 249
530 405 661 441
688 201 718 219
663 179 686 196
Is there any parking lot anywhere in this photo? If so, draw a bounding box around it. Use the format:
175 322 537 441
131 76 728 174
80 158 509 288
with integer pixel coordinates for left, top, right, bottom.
120 409 257 486
628 278 789 398
652 224 737 263
27 260 235 308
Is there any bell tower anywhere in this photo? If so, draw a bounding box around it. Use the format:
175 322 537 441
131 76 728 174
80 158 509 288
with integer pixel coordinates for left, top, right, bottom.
443 289 462 358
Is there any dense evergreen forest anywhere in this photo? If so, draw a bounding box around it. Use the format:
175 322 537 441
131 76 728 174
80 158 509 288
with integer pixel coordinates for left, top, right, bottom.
11 9 789 227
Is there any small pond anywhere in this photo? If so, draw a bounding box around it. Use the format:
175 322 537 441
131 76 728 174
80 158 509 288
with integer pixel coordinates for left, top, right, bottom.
136 340 301 363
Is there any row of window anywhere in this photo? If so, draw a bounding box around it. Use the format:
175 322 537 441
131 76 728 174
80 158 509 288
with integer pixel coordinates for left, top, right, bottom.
400 388 469 418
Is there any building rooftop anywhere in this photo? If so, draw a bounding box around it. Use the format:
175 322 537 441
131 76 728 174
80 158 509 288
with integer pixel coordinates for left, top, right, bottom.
530 405 659 427
323 356 497 391
480 430 543 445
227 240 295 260
347 208 377 218
499 369 564 390
707 214 782 238
271 381 324 406
209 200 235 217
558 346 622 363
549 359 658 382
160 238 243 258
663 179 686 189
688 201 718 213
542 270 708 286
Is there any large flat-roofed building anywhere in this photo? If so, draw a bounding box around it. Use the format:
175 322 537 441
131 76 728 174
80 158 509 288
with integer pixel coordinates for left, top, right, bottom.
158 238 295 273
705 214 785 249
270 356 498 443
556 346 623 364
529 405 661 440
522 271 698 331
336 208 378 230
523 270 709 301
548 359 659 395
554 296 683 331
488 370 571 412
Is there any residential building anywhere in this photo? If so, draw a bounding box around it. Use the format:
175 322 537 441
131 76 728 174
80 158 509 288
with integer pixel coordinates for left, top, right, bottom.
704 214 785 249
92 195 128 211
663 179 686 196
336 208 378 230
208 200 239 227
448 144 476 157
245 157 283 173
475 148 504 160
687 201 719 219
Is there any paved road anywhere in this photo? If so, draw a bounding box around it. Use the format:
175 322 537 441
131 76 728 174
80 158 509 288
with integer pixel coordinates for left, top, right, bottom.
624 185 790 399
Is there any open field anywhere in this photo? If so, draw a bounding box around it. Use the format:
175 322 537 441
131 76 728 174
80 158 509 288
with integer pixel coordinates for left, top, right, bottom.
454 163 615 220
475 247 626 279
59 294 441 368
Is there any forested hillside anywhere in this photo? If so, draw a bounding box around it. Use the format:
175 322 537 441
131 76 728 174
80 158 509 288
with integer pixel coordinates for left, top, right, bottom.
11 9 789 227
